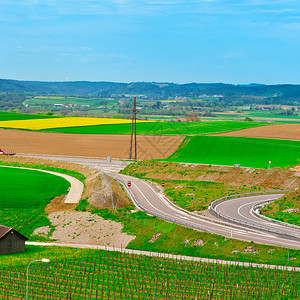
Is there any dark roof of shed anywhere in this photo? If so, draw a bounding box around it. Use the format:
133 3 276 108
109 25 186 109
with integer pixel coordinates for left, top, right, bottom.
0 225 28 241
0 225 11 238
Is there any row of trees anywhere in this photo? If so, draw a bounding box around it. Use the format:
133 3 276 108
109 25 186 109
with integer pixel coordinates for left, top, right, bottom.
1 79 300 104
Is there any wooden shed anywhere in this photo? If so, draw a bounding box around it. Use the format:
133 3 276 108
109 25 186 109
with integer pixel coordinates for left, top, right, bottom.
0 225 28 254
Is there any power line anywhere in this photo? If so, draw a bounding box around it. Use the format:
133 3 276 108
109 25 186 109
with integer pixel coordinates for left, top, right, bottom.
129 97 137 160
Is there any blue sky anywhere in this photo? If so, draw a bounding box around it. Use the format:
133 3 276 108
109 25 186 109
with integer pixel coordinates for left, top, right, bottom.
1 0 300 84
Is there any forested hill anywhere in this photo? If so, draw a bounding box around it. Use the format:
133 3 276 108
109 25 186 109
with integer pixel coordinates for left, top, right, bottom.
1 79 300 104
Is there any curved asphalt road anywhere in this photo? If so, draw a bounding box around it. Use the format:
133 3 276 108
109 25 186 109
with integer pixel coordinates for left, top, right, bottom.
214 194 300 238
18 154 300 250
111 172 300 250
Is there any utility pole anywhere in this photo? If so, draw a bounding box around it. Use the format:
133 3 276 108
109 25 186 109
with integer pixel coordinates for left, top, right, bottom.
129 97 137 160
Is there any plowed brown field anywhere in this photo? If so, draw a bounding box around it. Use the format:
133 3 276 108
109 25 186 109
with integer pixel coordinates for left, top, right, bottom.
218 124 300 140
0 129 184 159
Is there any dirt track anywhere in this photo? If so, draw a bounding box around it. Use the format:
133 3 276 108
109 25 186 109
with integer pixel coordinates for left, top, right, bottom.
218 124 300 141
0 129 183 159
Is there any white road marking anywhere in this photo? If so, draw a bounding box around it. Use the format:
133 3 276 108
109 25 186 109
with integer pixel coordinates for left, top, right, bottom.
237 201 300 236
132 182 172 217
237 201 260 222
214 194 283 211
175 214 189 220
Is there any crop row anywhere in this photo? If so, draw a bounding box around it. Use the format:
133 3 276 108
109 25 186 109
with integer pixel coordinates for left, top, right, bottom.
0 250 298 299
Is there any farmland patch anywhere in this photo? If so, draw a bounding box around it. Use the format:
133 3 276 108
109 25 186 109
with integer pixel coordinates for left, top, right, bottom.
0 117 147 130
218 123 300 141
0 129 183 159
0 247 298 299
43 120 267 135
0 111 57 121
167 136 300 168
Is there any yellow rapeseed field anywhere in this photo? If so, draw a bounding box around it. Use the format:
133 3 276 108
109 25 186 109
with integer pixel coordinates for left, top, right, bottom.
0 117 144 130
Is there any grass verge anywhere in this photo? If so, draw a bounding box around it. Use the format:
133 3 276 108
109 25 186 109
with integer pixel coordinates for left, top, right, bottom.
156 179 265 211
261 190 300 226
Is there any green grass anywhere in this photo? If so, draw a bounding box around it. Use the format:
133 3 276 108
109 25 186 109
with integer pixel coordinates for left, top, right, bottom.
0 111 57 121
167 136 300 168
0 246 298 299
265 211 300 226
42 120 266 135
159 180 264 211
261 190 300 226
0 167 70 238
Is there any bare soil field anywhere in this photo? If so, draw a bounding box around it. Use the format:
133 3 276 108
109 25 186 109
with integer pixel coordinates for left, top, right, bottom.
218 124 300 140
0 129 183 159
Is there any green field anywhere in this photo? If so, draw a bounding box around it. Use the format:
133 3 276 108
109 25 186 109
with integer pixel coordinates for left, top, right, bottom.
24 96 117 106
244 111 300 120
0 111 57 121
0 246 298 299
198 111 300 123
167 136 300 168
42 120 266 135
0 167 70 237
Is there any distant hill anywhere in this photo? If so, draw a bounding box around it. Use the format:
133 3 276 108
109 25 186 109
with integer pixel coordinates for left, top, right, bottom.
0 79 300 104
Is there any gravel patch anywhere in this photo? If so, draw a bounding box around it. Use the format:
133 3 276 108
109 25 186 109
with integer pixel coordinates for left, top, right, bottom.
33 226 51 236
48 211 135 247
